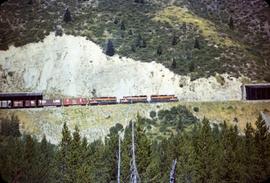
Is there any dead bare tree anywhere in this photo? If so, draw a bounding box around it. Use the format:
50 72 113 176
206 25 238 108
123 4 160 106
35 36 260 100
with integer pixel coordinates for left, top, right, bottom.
117 135 121 183
130 121 140 183
169 159 177 183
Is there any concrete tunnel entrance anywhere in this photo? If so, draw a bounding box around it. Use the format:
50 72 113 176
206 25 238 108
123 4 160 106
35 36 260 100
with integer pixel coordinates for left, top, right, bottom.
242 84 270 100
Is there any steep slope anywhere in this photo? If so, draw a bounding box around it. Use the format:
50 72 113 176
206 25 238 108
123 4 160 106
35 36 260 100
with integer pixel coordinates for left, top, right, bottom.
0 0 269 81
0 33 243 101
1 101 269 144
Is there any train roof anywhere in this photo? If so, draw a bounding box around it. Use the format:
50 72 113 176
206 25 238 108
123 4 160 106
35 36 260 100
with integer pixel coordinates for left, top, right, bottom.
0 92 43 98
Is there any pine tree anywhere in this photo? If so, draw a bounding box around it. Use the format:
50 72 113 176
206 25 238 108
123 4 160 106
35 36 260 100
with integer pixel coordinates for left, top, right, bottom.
189 62 195 72
157 45 162 56
21 135 37 182
121 122 132 182
34 135 55 183
55 122 72 183
218 123 242 182
63 8 72 23
171 58 176 69
135 34 146 48
135 0 144 4
240 123 257 183
193 118 216 183
105 40 115 56
228 17 234 30
69 125 83 183
136 116 151 181
254 115 270 182
120 20 126 31
176 133 197 183
172 35 178 46
144 142 162 182
194 38 200 49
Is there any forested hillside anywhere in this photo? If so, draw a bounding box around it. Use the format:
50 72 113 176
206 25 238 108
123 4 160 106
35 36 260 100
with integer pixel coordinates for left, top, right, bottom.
0 0 269 80
1 109 270 182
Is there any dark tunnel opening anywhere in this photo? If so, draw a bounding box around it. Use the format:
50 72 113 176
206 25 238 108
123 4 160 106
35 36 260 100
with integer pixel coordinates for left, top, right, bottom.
245 85 270 100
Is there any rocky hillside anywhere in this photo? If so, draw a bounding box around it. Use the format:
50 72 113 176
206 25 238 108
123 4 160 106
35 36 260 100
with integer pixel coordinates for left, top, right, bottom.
0 33 244 100
0 0 269 81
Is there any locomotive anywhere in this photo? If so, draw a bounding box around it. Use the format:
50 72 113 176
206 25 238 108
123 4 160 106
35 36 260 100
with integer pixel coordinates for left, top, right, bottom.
0 92 179 109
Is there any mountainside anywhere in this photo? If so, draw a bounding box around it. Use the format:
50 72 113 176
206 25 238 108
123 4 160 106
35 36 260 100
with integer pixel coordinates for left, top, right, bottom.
0 33 244 100
0 0 269 81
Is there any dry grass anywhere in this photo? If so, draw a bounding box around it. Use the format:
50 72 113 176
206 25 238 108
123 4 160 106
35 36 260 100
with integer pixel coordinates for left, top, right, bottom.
153 6 242 48
0 101 269 143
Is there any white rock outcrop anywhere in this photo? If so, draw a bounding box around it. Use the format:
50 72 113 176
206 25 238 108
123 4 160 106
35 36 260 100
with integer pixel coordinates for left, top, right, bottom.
0 33 243 101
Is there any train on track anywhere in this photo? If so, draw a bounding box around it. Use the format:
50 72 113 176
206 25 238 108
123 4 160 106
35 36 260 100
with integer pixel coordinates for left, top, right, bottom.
0 92 178 109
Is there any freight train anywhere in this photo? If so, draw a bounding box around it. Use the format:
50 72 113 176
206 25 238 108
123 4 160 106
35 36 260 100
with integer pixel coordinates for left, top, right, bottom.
0 92 178 109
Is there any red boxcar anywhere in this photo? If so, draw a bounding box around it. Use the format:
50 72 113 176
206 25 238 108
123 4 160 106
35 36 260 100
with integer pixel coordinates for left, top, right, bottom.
63 98 88 106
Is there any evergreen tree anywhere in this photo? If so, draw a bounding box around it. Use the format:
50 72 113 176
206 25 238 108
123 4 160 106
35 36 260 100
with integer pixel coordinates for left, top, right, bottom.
105 40 115 56
34 135 55 183
254 115 270 182
21 135 37 182
240 123 257 183
229 17 234 30
63 8 72 23
135 0 144 4
0 115 21 137
176 133 197 183
218 123 242 182
157 45 162 56
136 116 151 181
171 35 178 46
144 141 162 182
189 62 195 72
121 122 132 182
194 37 200 49
193 118 216 183
171 58 176 69
55 122 72 183
135 34 146 48
120 20 126 31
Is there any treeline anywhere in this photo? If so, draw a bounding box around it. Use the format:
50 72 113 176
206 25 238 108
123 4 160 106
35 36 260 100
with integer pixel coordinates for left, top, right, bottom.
1 115 270 182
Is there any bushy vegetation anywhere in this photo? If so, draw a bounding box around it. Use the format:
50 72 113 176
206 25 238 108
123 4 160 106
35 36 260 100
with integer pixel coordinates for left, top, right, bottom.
1 108 270 182
0 0 269 80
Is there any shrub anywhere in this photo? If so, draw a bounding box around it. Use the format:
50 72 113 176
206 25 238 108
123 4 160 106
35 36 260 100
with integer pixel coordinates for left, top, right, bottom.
150 111 156 118
193 107 199 112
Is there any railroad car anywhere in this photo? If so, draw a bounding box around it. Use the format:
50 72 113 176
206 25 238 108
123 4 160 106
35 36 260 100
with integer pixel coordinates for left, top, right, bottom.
38 99 62 107
120 95 148 104
150 95 178 103
0 100 11 108
13 100 24 108
25 100 37 107
63 98 88 106
90 97 117 105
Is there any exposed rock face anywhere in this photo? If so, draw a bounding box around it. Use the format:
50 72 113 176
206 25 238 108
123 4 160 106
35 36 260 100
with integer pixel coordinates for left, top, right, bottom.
0 33 244 101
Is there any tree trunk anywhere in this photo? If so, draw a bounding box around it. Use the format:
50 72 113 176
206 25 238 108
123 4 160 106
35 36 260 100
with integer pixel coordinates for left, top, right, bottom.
117 135 121 183
169 159 177 183
130 121 140 183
